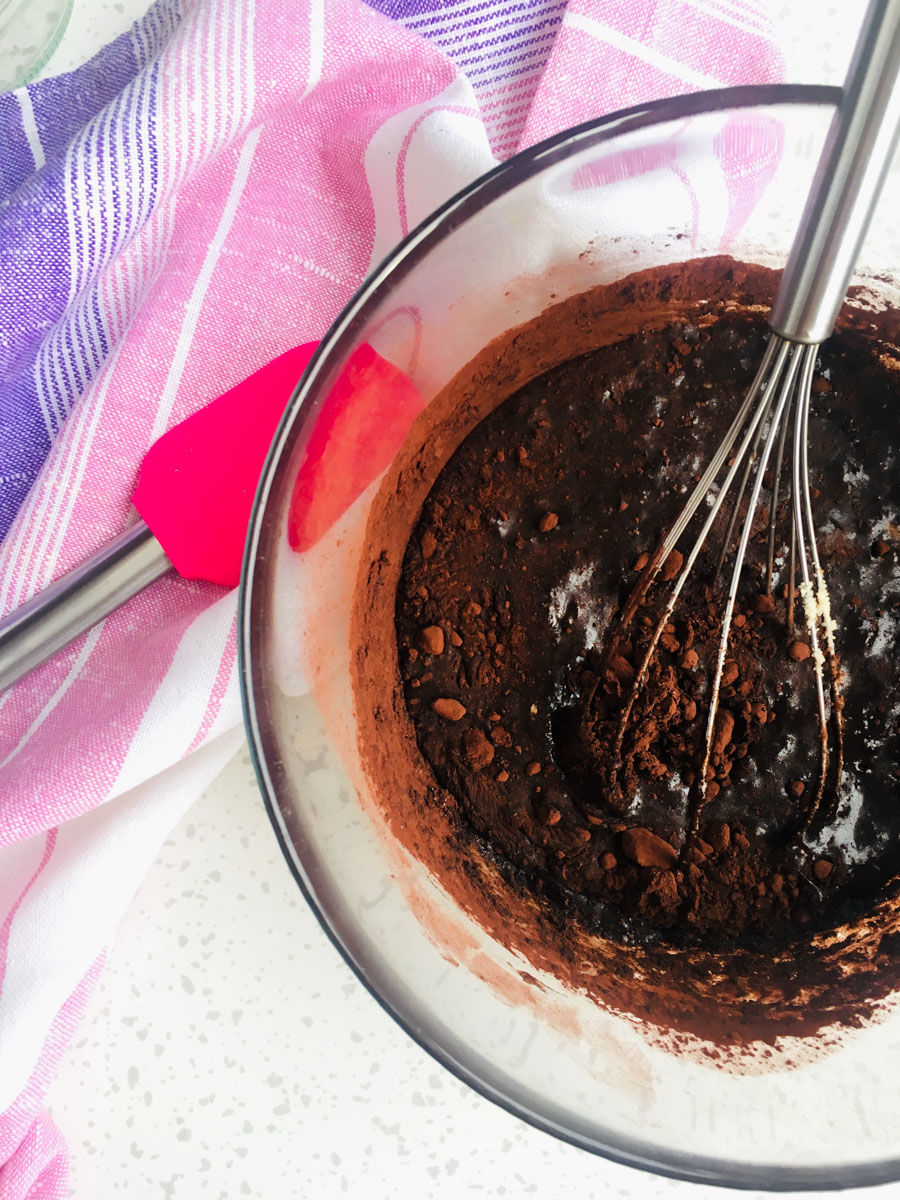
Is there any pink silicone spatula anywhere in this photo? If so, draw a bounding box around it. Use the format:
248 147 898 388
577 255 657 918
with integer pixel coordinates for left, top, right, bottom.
0 344 423 691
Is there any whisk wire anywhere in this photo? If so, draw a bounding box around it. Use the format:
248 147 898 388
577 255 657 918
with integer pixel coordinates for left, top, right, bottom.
692 338 803 836
610 338 788 777
618 336 783 635
791 347 831 823
714 386 775 578
663 335 783 554
766 391 793 592
609 333 845 842
793 349 845 825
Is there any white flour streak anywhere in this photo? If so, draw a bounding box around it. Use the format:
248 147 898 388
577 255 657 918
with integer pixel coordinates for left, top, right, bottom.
871 513 900 543
869 610 895 657
548 562 611 653
804 772 882 867
776 733 797 763
843 463 868 487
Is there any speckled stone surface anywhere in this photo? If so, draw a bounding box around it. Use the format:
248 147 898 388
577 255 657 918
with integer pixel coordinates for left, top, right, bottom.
38 3 891 1198
45 750 900 1200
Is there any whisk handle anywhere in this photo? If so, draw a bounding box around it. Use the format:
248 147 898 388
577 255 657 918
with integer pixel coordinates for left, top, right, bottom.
769 0 900 345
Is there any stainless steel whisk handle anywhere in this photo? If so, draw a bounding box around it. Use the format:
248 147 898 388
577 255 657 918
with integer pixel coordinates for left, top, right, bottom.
769 0 900 345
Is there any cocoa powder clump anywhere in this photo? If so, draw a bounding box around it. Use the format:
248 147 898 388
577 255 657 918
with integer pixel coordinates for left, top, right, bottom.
420 625 445 655
621 828 677 869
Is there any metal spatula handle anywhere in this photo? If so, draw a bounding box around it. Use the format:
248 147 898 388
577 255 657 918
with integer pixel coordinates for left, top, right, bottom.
0 523 170 692
770 0 900 344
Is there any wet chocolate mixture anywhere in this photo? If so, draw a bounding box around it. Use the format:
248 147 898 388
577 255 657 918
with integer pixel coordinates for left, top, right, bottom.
395 285 900 953
354 258 900 1043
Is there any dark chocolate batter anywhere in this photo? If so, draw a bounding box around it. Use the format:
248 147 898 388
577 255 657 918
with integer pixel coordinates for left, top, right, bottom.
394 313 900 952
353 258 900 1045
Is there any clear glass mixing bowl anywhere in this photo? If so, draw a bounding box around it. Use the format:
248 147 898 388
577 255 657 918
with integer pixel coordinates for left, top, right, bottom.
240 85 900 1189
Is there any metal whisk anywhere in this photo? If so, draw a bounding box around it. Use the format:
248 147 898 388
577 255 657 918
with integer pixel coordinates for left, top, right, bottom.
611 0 900 840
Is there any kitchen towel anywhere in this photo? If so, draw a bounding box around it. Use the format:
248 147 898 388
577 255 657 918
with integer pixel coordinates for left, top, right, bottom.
0 1 784 1195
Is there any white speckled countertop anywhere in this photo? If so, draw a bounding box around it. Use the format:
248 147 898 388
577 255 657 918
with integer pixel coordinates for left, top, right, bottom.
35 3 895 1197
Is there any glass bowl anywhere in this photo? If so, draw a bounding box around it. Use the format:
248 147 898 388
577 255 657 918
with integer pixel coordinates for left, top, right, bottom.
0 0 74 91
240 84 900 1189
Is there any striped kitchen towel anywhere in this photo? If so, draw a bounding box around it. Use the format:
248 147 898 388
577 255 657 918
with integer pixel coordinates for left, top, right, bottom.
0 1 784 1195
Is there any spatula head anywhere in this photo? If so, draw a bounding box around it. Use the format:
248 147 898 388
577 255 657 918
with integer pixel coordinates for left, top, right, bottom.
133 343 423 588
287 342 425 553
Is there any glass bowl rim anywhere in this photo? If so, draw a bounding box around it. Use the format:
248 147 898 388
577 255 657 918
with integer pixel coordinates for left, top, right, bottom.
235 83 900 1192
0 0 76 89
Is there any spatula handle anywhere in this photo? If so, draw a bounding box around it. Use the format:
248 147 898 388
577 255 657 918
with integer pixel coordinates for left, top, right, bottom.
0 522 171 692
